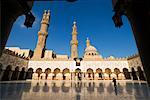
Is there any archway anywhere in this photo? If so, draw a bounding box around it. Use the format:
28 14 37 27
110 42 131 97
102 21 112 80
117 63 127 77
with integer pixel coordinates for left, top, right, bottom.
11 66 19 80
137 66 145 81
45 68 51 79
96 68 103 79
36 68 42 79
75 68 82 80
62 68 70 80
131 67 138 80
87 68 94 80
114 68 120 79
123 68 131 79
54 68 60 75
53 68 61 80
19 67 26 80
26 68 33 79
105 68 111 79
2 65 12 81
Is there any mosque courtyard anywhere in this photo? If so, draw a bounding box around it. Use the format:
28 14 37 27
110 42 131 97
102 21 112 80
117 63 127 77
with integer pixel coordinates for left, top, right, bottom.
1 1 150 100
0 80 150 100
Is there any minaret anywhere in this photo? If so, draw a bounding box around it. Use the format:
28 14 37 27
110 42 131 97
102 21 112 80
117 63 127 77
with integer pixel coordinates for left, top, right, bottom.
32 10 50 59
86 37 90 47
70 21 78 59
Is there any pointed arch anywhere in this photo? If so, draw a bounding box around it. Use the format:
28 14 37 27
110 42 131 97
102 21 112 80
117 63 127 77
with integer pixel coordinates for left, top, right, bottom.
137 66 145 80
26 68 33 79
36 68 42 78
2 65 12 81
123 68 131 79
11 66 20 80
114 68 120 79
45 68 51 79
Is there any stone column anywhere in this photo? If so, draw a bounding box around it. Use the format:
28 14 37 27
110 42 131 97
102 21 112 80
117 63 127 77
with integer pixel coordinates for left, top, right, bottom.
0 70 4 80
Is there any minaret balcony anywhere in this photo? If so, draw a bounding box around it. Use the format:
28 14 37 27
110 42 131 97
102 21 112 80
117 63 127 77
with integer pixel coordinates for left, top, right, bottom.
70 40 78 45
41 20 49 25
72 32 78 35
38 32 48 36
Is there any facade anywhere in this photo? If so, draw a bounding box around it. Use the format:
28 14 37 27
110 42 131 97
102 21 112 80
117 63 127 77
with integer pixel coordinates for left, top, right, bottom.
0 10 146 81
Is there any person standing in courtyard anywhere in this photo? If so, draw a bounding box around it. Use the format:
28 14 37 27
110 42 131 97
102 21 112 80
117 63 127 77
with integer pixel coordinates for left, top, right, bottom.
112 78 117 87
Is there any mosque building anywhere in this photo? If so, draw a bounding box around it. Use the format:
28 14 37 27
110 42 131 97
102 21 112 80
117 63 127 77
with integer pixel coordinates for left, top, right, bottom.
0 10 146 81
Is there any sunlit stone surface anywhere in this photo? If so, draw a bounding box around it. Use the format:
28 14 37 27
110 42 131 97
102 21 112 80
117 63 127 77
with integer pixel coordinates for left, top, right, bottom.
0 80 150 100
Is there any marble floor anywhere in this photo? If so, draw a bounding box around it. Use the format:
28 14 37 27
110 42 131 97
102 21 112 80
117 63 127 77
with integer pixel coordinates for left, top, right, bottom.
0 80 150 100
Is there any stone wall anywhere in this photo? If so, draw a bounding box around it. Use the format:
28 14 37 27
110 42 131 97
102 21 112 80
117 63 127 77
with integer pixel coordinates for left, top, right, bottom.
0 49 29 81
127 54 146 80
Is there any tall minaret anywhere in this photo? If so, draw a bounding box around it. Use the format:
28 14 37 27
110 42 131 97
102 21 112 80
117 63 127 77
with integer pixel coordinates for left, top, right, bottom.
86 37 90 47
33 10 50 59
70 21 78 59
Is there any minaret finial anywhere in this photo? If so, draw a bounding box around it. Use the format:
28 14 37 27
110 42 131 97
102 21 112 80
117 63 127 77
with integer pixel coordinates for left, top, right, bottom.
47 10 50 15
44 10 47 15
86 37 90 47
73 21 76 25
87 37 89 40
72 20 77 34
46 10 50 19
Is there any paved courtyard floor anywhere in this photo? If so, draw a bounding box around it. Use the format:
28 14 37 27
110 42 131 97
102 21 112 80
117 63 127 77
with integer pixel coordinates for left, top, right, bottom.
0 80 150 100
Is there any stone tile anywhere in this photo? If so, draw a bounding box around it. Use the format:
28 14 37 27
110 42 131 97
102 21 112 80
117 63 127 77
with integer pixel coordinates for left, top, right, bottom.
0 80 150 100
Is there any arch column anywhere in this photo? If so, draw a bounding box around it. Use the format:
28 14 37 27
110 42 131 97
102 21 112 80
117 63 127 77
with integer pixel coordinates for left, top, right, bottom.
2 65 12 81
18 68 26 80
11 66 20 80
26 68 33 79
0 70 5 81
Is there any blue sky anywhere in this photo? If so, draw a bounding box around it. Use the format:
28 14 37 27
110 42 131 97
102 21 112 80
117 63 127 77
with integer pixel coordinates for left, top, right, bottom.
6 0 138 58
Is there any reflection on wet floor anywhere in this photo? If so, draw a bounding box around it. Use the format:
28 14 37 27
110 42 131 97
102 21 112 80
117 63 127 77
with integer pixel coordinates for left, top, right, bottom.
0 80 150 100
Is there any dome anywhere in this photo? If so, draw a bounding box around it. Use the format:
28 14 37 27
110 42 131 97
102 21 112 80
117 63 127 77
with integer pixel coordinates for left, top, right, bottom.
83 38 103 59
85 45 97 52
